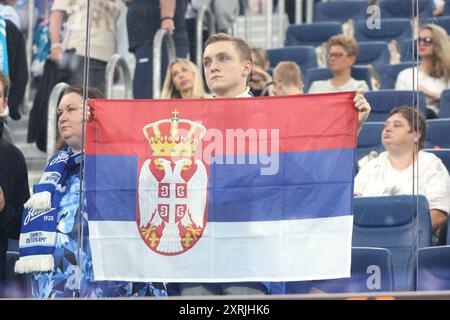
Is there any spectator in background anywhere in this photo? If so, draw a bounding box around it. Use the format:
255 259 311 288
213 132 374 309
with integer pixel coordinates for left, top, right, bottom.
249 47 273 96
0 71 29 297
270 61 303 96
308 35 369 94
354 106 450 245
49 0 119 94
395 24 450 119
125 0 189 99
160 58 208 99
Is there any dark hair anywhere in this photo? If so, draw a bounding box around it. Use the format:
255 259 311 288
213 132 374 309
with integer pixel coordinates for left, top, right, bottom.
55 86 105 151
387 106 427 150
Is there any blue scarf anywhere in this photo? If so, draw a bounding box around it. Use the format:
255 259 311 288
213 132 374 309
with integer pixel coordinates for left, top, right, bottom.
15 149 80 274
0 15 9 76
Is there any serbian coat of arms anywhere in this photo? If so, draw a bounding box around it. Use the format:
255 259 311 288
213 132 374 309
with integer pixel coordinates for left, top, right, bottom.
137 110 208 255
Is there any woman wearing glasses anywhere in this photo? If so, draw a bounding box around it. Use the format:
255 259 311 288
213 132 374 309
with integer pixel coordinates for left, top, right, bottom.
308 35 369 93
395 24 450 119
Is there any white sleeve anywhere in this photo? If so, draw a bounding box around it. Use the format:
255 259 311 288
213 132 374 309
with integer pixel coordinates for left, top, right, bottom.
354 164 372 196
308 81 319 94
51 0 69 12
395 69 411 90
423 159 450 215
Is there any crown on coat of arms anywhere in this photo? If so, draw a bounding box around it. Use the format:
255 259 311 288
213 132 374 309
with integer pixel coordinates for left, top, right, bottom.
143 109 206 157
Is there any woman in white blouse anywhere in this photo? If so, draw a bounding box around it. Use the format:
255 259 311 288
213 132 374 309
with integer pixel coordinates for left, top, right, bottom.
395 24 450 118
354 107 450 244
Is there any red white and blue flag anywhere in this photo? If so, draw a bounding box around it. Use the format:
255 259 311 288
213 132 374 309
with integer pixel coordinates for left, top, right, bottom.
85 92 358 282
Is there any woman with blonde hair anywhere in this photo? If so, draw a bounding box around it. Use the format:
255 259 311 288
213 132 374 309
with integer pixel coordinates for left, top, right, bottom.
395 24 450 118
160 58 207 99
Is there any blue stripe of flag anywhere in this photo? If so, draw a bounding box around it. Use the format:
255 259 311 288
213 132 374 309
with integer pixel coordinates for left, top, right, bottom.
85 148 354 222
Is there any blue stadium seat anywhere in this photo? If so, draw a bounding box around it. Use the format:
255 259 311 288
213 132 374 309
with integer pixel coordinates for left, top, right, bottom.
423 148 450 173
365 90 427 122
357 122 385 161
266 46 318 74
426 119 450 148
285 247 394 294
354 19 412 43
439 89 450 118
380 62 414 89
424 16 450 35
417 246 450 291
379 0 433 19
352 195 432 291
445 0 450 15
356 41 391 76
398 39 417 62
313 1 368 23
285 22 342 47
304 65 372 92
2 251 29 298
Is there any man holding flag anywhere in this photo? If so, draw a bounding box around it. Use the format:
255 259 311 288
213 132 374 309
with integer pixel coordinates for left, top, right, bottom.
82 33 371 297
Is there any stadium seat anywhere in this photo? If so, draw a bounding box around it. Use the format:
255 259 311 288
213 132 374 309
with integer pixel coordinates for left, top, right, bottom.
417 246 450 291
285 247 394 294
356 41 391 77
354 19 412 43
304 65 372 92
424 16 450 35
357 122 385 161
445 0 450 15
352 195 432 291
266 46 318 74
439 89 450 118
365 90 427 122
380 62 414 89
285 22 342 47
426 119 450 148
423 148 450 172
379 0 433 19
313 1 368 23
398 39 417 62
3 251 29 298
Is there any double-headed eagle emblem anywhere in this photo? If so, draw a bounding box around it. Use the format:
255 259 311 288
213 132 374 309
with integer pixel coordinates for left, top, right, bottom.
138 110 208 255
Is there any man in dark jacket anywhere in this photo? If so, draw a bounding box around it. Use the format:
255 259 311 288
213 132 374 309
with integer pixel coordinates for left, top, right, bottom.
0 71 29 296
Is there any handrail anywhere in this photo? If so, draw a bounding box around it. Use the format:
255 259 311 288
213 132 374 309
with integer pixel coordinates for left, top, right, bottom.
152 29 176 99
278 0 286 46
46 82 69 159
306 0 314 23
266 0 273 48
105 54 132 99
196 4 216 70
23 0 35 114
295 0 303 24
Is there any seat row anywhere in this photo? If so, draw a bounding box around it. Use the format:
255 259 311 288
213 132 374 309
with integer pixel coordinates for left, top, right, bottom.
286 195 450 293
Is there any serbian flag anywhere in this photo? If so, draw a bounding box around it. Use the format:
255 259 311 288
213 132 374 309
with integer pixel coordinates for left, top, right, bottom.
85 92 358 282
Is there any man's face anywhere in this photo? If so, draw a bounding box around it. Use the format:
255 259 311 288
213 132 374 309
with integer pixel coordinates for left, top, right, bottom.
203 41 251 98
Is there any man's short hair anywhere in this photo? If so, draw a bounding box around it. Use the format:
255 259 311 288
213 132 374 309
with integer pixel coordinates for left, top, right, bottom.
327 34 359 57
204 32 252 63
273 61 302 87
387 106 427 150
0 71 10 96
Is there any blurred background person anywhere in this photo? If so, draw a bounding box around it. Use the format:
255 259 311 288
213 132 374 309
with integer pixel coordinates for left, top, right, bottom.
395 24 450 119
160 58 207 99
308 34 369 93
249 47 272 96
271 61 303 96
354 106 450 245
